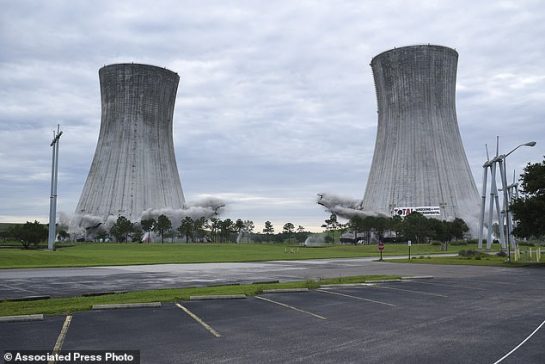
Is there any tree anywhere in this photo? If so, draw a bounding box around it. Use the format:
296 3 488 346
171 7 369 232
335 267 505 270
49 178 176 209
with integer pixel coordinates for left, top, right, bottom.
348 216 364 245
220 219 235 242
511 157 545 239
207 217 221 242
244 220 255 234
178 216 194 243
449 218 469 240
283 222 295 243
141 218 156 243
110 216 133 242
235 219 245 234
263 221 274 240
402 212 432 244
297 225 305 233
283 222 295 234
322 213 340 243
154 214 172 244
193 217 207 242
131 224 143 243
10 221 48 249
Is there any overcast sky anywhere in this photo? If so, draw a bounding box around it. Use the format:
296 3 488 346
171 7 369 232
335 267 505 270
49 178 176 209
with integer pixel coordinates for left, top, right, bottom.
1 0 544 232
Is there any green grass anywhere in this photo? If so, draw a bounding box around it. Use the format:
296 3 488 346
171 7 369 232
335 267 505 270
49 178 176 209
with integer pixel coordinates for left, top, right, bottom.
0 275 398 317
0 243 494 269
387 255 545 267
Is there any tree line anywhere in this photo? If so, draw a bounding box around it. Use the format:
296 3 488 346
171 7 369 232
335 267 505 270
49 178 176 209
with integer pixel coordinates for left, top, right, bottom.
97 216 310 244
333 212 471 245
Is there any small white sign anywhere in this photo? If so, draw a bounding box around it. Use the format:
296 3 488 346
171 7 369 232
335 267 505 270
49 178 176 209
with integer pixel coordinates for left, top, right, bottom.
408 240 412 246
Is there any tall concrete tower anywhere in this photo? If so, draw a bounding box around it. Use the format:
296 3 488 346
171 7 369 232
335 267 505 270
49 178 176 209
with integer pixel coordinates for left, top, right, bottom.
362 45 479 221
76 63 185 223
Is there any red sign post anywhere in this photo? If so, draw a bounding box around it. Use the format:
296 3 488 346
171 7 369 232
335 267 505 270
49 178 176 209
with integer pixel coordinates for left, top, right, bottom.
378 241 384 261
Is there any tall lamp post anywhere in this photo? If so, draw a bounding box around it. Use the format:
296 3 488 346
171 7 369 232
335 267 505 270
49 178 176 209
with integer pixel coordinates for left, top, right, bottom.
495 141 536 262
48 125 63 251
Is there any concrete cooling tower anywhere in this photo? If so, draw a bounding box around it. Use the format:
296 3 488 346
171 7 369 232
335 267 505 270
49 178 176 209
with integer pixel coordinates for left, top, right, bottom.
361 45 479 222
75 63 185 223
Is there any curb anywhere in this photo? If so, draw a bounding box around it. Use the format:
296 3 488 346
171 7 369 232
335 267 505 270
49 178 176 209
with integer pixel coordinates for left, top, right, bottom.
252 280 280 285
319 283 375 288
4 295 51 302
207 283 240 287
366 279 402 283
0 314 44 322
262 288 309 293
92 302 161 310
190 294 247 300
401 276 434 280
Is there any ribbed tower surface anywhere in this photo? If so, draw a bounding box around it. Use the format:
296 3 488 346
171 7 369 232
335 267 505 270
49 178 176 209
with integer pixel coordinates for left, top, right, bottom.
76 63 185 222
362 45 479 220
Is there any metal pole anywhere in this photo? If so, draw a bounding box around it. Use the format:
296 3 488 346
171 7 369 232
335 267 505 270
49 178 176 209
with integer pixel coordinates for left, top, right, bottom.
47 126 62 251
477 162 489 250
48 131 57 250
498 159 513 262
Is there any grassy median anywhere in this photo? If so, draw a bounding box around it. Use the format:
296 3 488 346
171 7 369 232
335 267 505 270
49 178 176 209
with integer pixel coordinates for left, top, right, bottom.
387 255 544 267
0 275 398 317
0 242 492 269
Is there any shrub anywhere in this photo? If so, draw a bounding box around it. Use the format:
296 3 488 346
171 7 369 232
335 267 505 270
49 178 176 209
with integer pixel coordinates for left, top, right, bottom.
431 241 441 246
496 251 507 257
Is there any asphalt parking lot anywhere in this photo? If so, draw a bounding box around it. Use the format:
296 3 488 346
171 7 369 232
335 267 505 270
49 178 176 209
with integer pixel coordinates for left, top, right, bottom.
2 271 544 363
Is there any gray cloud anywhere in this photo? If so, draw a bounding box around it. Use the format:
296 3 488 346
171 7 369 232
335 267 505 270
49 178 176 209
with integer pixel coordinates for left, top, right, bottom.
1 0 544 231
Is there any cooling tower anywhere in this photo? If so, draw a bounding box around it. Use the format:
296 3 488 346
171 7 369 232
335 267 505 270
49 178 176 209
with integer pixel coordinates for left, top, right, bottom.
75 63 185 222
361 45 479 221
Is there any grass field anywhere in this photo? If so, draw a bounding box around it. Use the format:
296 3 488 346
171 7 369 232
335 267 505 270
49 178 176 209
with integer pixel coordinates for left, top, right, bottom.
0 275 398 317
0 242 494 269
387 254 545 267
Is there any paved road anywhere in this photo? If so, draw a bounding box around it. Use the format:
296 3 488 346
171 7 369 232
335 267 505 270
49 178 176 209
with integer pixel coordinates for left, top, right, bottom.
0 255 523 300
2 273 545 363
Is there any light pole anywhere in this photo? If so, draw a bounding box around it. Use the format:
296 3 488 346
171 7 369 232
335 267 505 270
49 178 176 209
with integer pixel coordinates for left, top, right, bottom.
496 141 536 262
48 125 63 251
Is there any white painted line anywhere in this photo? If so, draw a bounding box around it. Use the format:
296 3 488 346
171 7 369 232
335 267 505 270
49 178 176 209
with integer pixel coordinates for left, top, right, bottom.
190 294 246 300
262 288 309 293
317 289 396 307
319 283 376 288
493 318 545 364
255 296 326 320
0 314 44 322
92 302 161 310
49 315 72 364
175 303 221 338
374 286 448 298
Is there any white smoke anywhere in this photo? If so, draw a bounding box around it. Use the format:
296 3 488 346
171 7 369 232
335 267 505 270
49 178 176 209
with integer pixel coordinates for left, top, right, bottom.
65 197 226 236
303 234 328 247
141 197 225 228
317 193 389 219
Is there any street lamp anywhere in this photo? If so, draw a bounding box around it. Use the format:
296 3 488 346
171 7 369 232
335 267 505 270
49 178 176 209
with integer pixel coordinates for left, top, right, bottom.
496 141 536 262
48 125 63 251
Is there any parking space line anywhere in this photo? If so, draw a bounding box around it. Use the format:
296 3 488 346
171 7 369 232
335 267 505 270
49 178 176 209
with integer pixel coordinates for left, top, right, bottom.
255 296 326 320
493 318 545 364
49 315 72 364
175 303 221 338
406 280 488 291
316 289 396 307
374 286 448 298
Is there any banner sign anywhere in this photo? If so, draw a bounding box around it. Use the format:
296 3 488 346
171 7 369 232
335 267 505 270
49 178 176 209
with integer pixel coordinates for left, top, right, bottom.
392 206 441 217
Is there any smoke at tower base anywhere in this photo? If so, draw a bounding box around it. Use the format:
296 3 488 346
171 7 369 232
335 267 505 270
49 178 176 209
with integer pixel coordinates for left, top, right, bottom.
317 193 389 219
64 197 225 237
